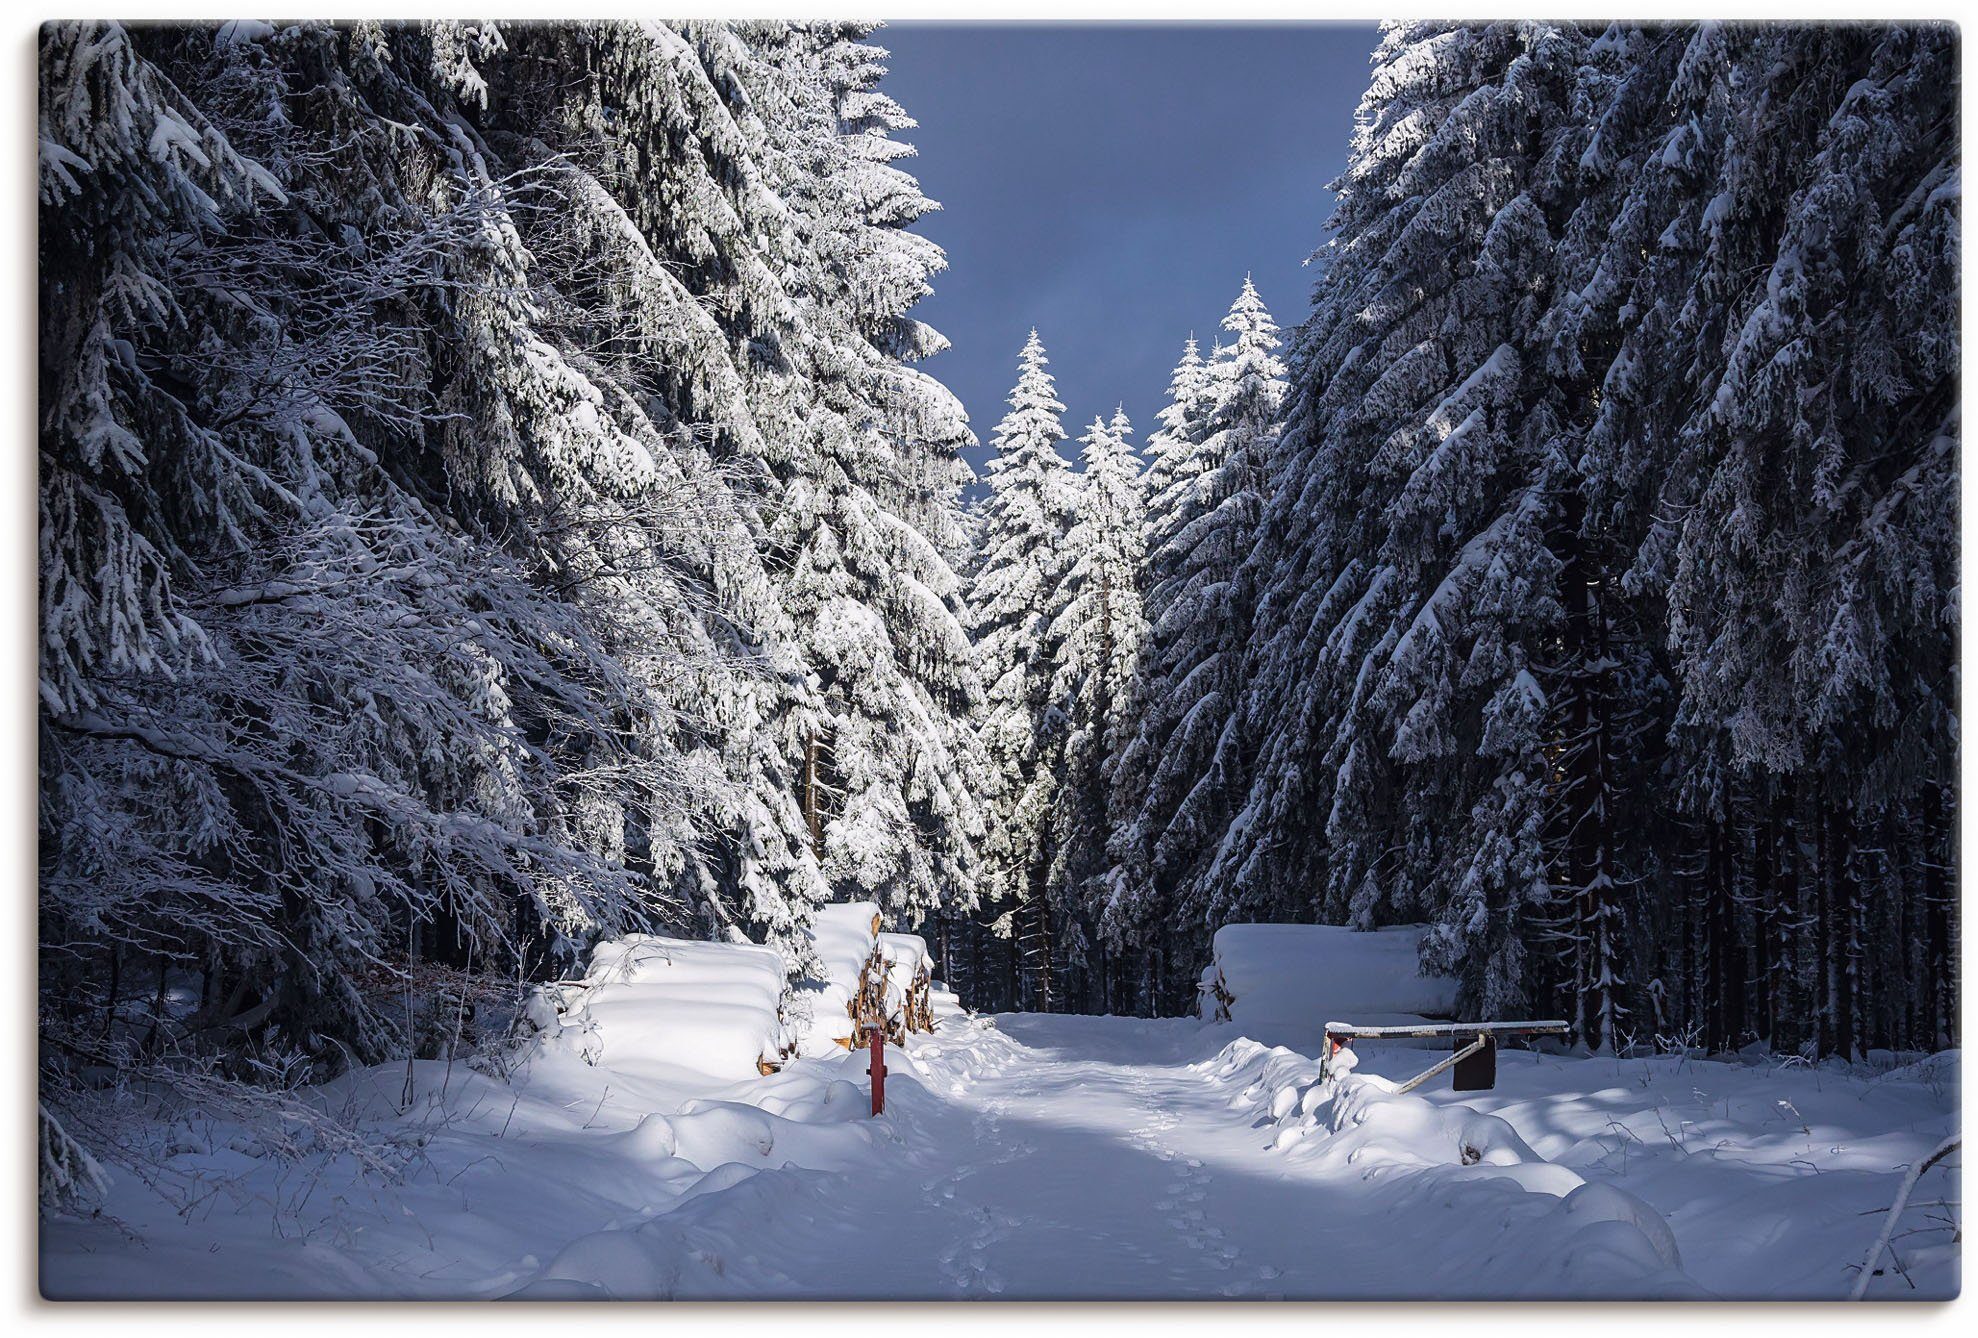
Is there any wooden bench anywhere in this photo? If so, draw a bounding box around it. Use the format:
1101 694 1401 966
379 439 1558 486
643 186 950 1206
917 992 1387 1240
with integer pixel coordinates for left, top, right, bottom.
1322 1020 1570 1092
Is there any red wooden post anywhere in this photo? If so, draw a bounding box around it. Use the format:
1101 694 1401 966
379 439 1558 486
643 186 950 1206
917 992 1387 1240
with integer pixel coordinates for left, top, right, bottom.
868 1026 886 1116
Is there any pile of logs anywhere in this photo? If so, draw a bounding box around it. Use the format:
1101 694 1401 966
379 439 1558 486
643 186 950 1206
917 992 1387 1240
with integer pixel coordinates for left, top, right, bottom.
848 939 892 1047
755 906 936 1072
1200 966 1236 1023
839 920 936 1050
899 965 934 1037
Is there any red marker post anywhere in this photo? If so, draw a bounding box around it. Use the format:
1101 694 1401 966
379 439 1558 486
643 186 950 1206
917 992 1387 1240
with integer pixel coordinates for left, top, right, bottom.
868 1025 886 1116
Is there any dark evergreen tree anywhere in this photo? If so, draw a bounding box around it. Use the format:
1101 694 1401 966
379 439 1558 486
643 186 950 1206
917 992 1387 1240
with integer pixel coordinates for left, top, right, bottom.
38 21 984 1163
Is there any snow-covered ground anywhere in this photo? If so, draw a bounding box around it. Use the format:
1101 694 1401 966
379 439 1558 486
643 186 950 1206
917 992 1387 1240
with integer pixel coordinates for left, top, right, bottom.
42 958 1958 1300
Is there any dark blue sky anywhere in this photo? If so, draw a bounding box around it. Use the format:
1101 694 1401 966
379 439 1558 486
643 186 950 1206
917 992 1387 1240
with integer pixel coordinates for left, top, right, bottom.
877 22 1379 478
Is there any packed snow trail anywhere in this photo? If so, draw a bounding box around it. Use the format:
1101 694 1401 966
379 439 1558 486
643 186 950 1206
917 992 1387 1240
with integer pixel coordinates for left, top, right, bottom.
506 1008 1700 1300
617 1013 1335 1300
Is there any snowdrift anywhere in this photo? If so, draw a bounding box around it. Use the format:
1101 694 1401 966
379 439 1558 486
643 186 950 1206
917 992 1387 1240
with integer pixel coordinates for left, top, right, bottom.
1199 923 1457 1051
1198 1037 1699 1298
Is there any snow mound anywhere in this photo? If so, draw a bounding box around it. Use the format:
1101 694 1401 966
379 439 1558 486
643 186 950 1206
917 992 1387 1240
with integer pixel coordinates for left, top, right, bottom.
526 934 788 1082
1874 1048 1959 1086
512 1165 842 1298
1199 923 1457 1051
1202 1037 1696 1297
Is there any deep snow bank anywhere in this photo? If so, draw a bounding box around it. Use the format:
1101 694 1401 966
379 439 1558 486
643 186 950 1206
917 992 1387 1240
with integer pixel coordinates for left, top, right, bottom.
1196 1037 1698 1298
42 926 901 1299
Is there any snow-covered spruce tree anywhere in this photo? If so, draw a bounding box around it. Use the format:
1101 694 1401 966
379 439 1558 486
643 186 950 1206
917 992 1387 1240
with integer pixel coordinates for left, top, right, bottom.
39 20 732 1113
1098 330 1227 1011
455 19 852 972
1196 24 1589 1019
1137 338 1220 597
677 22 986 941
967 332 1078 1011
1522 21 1958 1054
39 20 983 1176
1192 21 1955 1051
1339 26 1590 1022
1650 24 1958 1057
1045 409 1148 1012
1104 279 1285 1010
1524 21 1760 1051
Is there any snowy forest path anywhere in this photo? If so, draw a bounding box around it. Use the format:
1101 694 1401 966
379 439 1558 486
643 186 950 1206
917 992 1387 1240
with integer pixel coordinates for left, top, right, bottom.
902 1014 1293 1297
49 997 1948 1299
658 1009 1400 1299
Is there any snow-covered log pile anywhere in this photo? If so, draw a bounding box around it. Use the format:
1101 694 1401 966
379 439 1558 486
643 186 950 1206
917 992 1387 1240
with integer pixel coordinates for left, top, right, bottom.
792 902 883 1057
789 904 938 1057
881 932 936 1036
514 908 940 1086
519 936 790 1082
1198 924 1458 1050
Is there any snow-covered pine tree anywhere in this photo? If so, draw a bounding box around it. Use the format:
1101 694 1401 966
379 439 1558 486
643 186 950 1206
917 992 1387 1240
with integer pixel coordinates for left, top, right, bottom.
1093 345 1209 1009
712 23 987 938
1045 409 1148 1012
967 331 1078 1011
1137 338 1220 596
1104 279 1286 1009
1192 24 1588 1019
40 19 738 1085
1653 23 1958 1057
1528 22 1721 1051
485 19 834 968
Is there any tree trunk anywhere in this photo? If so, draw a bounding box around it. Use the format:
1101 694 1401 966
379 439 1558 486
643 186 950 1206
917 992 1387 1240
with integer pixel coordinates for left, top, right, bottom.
803 731 823 859
1922 783 1953 1048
